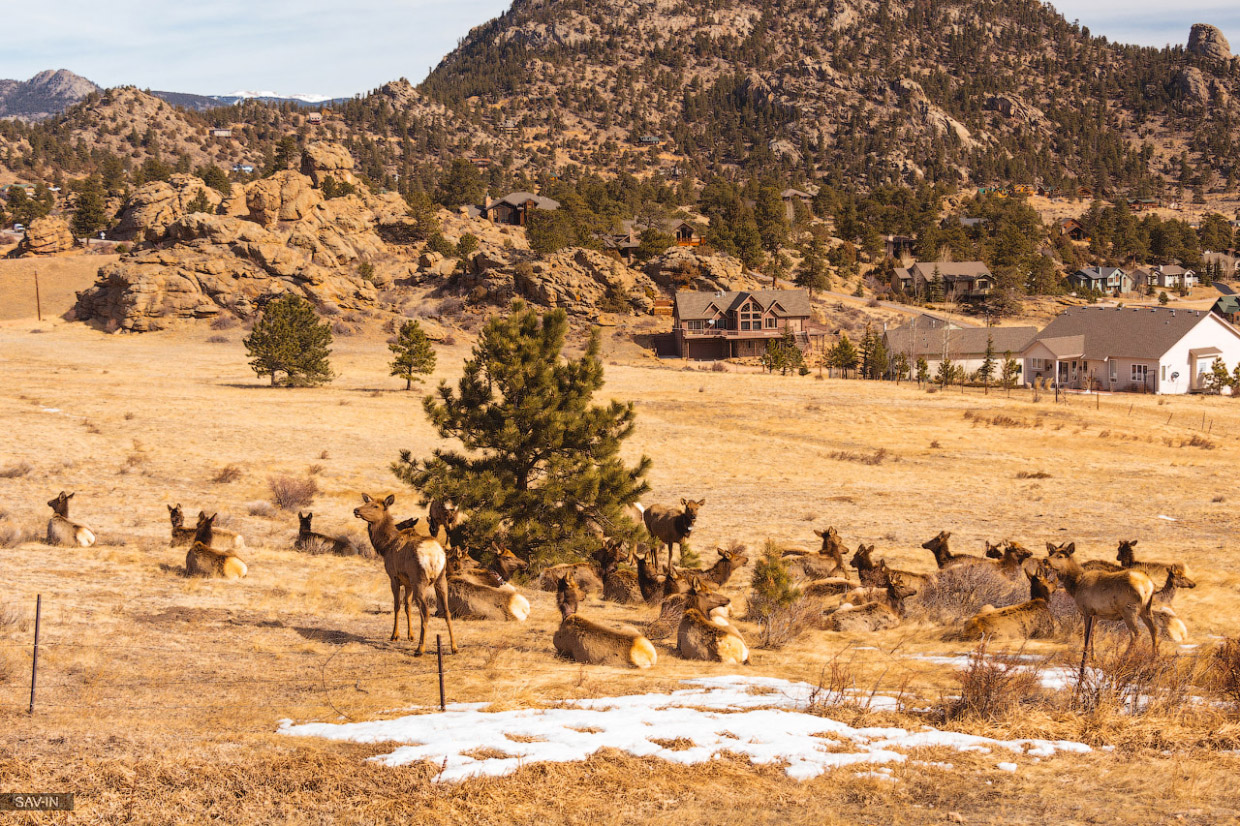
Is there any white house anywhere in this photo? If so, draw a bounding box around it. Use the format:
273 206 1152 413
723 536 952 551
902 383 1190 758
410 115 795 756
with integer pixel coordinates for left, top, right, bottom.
1021 306 1240 394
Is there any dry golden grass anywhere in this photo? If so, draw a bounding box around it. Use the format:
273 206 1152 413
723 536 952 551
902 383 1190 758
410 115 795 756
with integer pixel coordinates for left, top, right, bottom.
3 316 1240 822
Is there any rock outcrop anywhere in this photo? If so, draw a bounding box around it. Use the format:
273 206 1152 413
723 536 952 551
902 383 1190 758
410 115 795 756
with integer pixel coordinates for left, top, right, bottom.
246 170 324 227
645 246 746 292
11 216 76 256
1188 24 1232 64
300 142 362 189
113 174 224 242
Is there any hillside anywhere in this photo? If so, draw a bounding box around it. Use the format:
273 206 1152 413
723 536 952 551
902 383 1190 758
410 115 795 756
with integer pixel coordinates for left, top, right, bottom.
412 0 1240 193
0 69 100 121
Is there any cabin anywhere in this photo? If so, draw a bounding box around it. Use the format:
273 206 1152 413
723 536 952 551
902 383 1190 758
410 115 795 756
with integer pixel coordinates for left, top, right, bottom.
781 188 814 222
884 234 917 260
497 118 520 133
209 128 233 138
307 112 323 125
1060 218 1088 242
885 322 1036 378
893 262 994 301
231 164 255 174
637 135 662 146
484 192 560 226
1021 306 1240 394
1067 266 1132 296
1128 197 1161 212
662 289 824 360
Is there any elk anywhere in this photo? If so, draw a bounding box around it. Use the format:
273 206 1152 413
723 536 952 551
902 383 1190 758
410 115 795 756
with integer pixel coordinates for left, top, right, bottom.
596 540 642 603
850 543 927 590
1116 540 1188 582
171 506 244 551
553 577 657 669
783 527 848 579
488 542 528 584
428 498 459 540
354 493 457 655
636 547 664 602
677 577 749 664
960 570 1058 640
296 512 353 555
446 576 530 622
45 491 95 547
1067 540 1122 572
1045 542 1157 678
538 563 603 594
825 568 916 632
922 531 988 570
639 498 704 576
984 541 1035 579
185 513 248 579
1154 564 1195 605
1152 606 1189 643
167 504 196 547
702 546 750 588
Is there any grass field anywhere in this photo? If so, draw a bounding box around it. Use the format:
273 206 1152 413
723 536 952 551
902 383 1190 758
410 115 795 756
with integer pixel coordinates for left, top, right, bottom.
2 309 1240 824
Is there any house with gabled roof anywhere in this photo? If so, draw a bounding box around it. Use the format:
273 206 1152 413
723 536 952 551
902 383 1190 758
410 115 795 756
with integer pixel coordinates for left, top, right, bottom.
665 288 825 359
893 262 994 301
484 192 560 226
1067 266 1132 296
884 321 1036 378
1021 305 1240 394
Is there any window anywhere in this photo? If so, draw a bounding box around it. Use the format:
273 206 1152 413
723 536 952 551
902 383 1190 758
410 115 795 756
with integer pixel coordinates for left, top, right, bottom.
1132 364 1149 383
686 320 703 331
738 301 761 331
1109 361 1117 381
765 317 776 329
1161 365 1167 381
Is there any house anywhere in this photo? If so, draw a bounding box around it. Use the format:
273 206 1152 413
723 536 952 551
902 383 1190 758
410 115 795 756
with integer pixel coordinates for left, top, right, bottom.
231 164 255 174
1067 266 1132 296
1077 186 1095 200
661 219 702 247
780 188 814 222
1211 296 1240 326
884 322 1036 378
1152 265 1197 290
946 216 989 230
1203 252 1240 276
469 157 492 169
892 262 995 301
307 112 323 125
637 135 662 146
1060 218 1088 242
1130 268 1155 292
884 234 917 260
1128 197 1161 212
209 128 232 138
484 192 560 226
497 118 520 133
1021 306 1240 394
662 289 825 360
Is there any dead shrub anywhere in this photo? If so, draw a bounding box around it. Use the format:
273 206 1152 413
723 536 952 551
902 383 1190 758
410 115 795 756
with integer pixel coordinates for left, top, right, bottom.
828 448 889 465
247 500 276 519
1210 637 1240 709
0 461 33 478
438 297 465 317
268 475 318 510
1074 639 1212 719
711 362 727 372
207 335 231 344
212 464 243 484
209 314 238 330
913 564 1026 624
1016 470 1051 479
946 641 1045 721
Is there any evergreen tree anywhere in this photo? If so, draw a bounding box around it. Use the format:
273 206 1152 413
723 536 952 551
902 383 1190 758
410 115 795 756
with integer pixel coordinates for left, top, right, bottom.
935 357 956 388
525 207 575 254
753 184 788 254
928 265 945 302
828 333 859 377
870 333 890 380
859 325 876 378
891 352 909 384
1232 362 1240 398
978 334 996 393
389 320 437 390
242 294 334 386
1000 352 1020 396
394 302 651 562
70 176 107 238
916 356 930 387
186 189 211 215
1204 358 1231 395
436 158 485 208
271 136 301 174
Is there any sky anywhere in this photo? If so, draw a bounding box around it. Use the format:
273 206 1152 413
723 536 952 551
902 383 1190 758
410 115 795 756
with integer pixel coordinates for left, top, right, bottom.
0 1 1237 99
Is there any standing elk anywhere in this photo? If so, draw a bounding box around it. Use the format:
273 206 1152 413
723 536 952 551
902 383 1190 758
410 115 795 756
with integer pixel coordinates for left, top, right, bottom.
1045 542 1158 678
677 577 749 664
428 498 459 541
354 493 457 655
1154 564 1195 605
296 512 353 555
984 541 1035 579
185 513 248 579
46 491 95 547
638 498 704 576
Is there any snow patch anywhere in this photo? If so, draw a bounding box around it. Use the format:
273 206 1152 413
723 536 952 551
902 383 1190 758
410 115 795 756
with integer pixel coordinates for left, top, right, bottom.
278 676 1091 783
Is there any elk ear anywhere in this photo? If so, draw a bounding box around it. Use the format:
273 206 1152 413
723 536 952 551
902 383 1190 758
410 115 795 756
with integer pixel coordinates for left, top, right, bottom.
814 529 825 538
383 494 396 507
1045 542 1057 553
361 493 372 504
680 498 688 506
697 499 706 507
1064 543 1076 556
208 513 218 523
167 504 174 512
1129 540 1138 547
198 510 207 519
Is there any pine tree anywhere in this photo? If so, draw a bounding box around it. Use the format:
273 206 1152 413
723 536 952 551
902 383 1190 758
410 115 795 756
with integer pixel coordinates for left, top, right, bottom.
871 333 890 380
935 357 956 387
70 176 107 238
859 325 876 378
1204 358 1231 395
828 333 859 377
435 158 485 208
393 301 651 562
1232 362 1240 398
242 294 334 386
916 356 930 387
891 352 909 384
1000 351 1020 396
389 320 437 390
978 334 996 394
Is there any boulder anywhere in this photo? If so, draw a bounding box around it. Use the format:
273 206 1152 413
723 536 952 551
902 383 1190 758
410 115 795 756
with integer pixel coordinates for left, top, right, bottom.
1174 67 1212 107
300 142 362 189
12 216 76 256
1188 24 1232 63
512 247 657 313
246 170 324 227
113 175 223 243
646 246 745 292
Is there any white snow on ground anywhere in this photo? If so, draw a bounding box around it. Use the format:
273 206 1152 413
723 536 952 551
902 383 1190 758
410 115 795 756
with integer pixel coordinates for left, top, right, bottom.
278 676 1091 783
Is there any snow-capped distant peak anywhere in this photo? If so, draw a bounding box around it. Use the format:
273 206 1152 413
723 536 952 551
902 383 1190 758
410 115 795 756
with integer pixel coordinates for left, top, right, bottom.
225 90 333 103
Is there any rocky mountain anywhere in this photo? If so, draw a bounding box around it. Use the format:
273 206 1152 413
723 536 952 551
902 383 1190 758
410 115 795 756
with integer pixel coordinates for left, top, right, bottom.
0 70 100 121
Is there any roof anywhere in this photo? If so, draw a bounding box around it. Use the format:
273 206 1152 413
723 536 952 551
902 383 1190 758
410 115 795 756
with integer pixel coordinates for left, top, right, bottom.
1213 296 1240 315
906 261 992 282
487 191 560 211
1158 265 1192 276
884 325 1037 358
674 289 813 321
1072 267 1126 282
1024 306 1228 361
781 188 813 199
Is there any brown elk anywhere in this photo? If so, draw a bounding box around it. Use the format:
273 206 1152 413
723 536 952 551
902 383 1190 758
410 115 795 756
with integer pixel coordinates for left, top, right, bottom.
46 491 95 547
595 539 642 604
167 504 196 547
428 499 459 540
636 547 664 602
984 541 1035 579
639 498 704 576
784 527 848 579
354 493 457 655
676 577 749 664
1068 540 1122 572
1045 542 1157 678
825 568 916 632
553 576 657 669
849 543 927 590
1151 606 1189 643
489 543 528 584
170 505 244 551
922 531 988 570
1116 540 1189 582
702 546 750 588
960 570 1058 640
185 513 248 579
538 563 604 594
296 512 353 555
446 576 530 622
1154 564 1195 605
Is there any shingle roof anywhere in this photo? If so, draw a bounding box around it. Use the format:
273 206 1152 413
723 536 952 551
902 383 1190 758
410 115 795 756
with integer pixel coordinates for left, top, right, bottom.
674 289 813 321
487 191 560 210
1025 306 1227 360
884 325 1036 358
1213 296 1240 315
1072 267 1126 282
907 261 992 282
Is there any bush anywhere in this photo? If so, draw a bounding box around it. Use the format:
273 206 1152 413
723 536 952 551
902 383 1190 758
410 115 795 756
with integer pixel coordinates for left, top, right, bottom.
268 476 318 510
247 500 276 518
0 461 32 478
212 464 242 484
747 542 817 648
209 314 238 330
947 642 1045 721
1212 637 1240 709
207 335 230 344
913 564 1026 624
0 522 32 549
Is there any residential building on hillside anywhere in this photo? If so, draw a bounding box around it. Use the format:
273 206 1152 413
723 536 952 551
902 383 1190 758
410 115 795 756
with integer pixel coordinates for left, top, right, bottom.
1021 305 1240 394
893 262 994 301
1067 266 1131 296
884 322 1036 378
660 289 826 359
484 192 560 226
1059 218 1088 242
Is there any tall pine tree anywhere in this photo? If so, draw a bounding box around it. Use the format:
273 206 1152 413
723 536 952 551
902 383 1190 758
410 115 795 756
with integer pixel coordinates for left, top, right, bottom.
394 302 651 562
389 320 437 390
978 334 996 393
242 294 334 386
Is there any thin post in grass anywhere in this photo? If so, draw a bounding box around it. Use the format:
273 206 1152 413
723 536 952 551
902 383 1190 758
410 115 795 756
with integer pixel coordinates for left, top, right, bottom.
34 270 42 322
436 634 445 712
28 594 41 715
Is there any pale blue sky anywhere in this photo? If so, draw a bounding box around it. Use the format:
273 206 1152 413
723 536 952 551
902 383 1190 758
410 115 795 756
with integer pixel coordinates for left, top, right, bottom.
0 1 1235 99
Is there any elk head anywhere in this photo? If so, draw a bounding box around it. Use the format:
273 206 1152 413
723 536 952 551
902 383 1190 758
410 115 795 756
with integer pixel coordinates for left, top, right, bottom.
168 503 185 527
47 491 74 518
1115 540 1139 566
354 493 395 524
679 498 705 534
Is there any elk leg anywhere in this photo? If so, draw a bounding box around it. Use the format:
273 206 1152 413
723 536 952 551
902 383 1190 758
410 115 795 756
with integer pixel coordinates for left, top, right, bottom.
1142 610 1159 659
404 590 414 640
1079 615 1093 680
1120 608 1140 655
389 580 401 641
414 588 430 656
435 574 458 654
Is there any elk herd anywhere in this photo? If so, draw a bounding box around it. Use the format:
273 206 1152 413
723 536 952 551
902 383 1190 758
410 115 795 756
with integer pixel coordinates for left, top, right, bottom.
27 490 1201 676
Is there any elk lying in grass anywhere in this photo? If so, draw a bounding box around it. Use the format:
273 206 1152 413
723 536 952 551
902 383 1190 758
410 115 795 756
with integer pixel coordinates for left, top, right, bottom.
1154 564 1195 605
1046 542 1157 678
702 546 749 587
639 498 704 576
296 512 353 555
553 573 657 668
1152 606 1189 643
922 530 989 570
185 513 248 579
960 570 1057 640
983 541 1035 579
446 576 530 622
596 540 642 604
636 546 664 602
677 577 749 664
354 493 456 655
168 504 244 551
850 543 927 590
1116 539 1189 582
45 491 95 547
167 504 196 547
824 568 917 632
538 563 603 595
488 543 528 584
783 527 848 579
